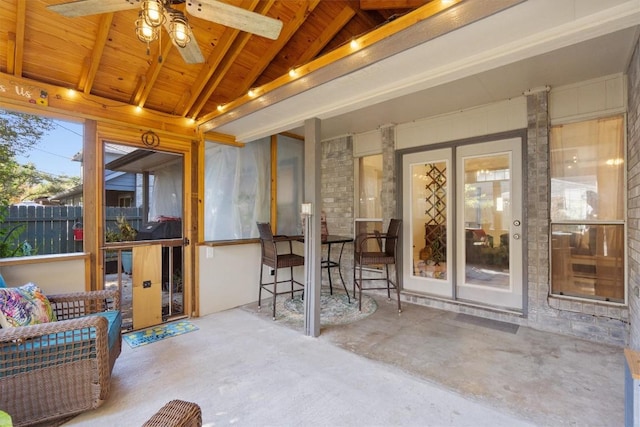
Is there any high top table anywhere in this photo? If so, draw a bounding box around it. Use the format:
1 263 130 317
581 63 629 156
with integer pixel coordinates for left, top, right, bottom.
321 235 353 302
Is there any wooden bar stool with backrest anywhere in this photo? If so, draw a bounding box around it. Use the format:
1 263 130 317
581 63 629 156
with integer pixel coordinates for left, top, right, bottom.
353 219 402 313
257 222 305 320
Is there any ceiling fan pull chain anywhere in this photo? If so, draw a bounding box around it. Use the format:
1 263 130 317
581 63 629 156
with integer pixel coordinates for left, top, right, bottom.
158 29 163 64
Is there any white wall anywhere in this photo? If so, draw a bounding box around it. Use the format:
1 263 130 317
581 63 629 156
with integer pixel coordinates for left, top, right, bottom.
550 73 626 123
198 242 307 316
396 97 527 149
198 244 261 315
0 254 87 294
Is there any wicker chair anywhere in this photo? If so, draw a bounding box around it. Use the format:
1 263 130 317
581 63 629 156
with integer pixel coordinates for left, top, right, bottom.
0 289 122 427
257 222 305 320
353 219 402 313
143 399 202 427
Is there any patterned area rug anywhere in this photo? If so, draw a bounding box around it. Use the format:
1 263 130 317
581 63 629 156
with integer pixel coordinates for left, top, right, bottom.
275 292 377 326
123 320 198 348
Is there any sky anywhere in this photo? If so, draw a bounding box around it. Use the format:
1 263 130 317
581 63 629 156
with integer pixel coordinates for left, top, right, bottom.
16 119 83 178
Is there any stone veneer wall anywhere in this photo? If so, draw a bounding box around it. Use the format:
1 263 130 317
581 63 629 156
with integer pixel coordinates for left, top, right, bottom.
523 91 626 346
381 126 398 223
400 90 629 346
318 74 633 346
628 37 640 349
321 135 355 284
321 135 354 236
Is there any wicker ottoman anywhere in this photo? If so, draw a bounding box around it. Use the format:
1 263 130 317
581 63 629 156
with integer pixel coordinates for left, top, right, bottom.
143 400 202 427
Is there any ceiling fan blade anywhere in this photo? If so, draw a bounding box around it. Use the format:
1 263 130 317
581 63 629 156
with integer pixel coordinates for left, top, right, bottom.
47 0 140 17
162 18 205 64
174 37 205 64
186 0 283 40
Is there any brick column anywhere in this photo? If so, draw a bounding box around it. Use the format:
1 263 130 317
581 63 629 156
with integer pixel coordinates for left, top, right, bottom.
628 39 640 348
381 125 397 225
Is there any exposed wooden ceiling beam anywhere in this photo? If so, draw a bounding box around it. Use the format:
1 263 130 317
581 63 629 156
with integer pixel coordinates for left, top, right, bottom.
13 0 26 77
78 13 113 94
0 71 197 139
179 0 263 117
198 0 477 131
188 0 276 118
354 9 383 30
6 33 16 75
130 75 147 106
235 0 322 100
133 37 174 107
360 0 429 10
178 26 241 116
294 5 356 67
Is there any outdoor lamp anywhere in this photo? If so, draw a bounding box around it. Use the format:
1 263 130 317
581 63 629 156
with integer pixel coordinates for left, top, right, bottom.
136 11 159 43
168 10 191 48
141 0 165 27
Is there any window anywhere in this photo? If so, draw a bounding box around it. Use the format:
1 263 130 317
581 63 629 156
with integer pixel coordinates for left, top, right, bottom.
276 135 304 235
550 115 625 302
355 154 383 255
0 110 83 257
357 154 383 219
204 135 303 241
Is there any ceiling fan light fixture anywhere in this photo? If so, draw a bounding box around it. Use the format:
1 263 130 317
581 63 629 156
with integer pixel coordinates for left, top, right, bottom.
168 11 192 48
141 0 166 27
136 11 159 43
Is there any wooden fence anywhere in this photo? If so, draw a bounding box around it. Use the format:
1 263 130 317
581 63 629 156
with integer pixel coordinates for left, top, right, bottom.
1 206 142 255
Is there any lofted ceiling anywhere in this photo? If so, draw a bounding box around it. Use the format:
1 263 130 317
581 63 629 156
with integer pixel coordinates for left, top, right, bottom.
0 0 429 128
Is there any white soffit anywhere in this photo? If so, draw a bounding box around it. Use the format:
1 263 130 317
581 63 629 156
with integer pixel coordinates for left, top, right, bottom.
212 0 640 143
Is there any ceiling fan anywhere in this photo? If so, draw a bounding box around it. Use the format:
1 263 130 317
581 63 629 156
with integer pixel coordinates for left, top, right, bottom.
47 0 284 64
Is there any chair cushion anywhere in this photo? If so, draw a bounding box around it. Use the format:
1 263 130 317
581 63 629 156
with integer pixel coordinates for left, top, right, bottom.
87 310 122 350
0 310 121 378
0 283 56 328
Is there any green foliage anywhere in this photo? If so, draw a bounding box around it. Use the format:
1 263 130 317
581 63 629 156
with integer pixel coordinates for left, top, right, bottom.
16 165 81 202
106 216 137 242
0 109 55 157
0 410 12 427
0 110 56 205
0 207 32 258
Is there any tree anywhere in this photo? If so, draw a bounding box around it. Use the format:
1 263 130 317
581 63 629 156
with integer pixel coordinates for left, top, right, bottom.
0 110 56 205
10 163 81 204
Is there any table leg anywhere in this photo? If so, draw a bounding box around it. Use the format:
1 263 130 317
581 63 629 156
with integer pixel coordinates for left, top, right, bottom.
337 242 350 303
326 243 334 294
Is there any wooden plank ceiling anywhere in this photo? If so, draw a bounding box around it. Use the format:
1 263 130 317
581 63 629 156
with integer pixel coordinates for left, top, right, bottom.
0 0 428 127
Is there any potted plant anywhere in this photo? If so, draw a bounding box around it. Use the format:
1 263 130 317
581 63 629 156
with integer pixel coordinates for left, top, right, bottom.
106 215 137 242
106 215 137 274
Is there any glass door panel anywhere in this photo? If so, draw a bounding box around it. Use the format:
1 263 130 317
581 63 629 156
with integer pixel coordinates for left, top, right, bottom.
456 139 523 310
402 149 453 297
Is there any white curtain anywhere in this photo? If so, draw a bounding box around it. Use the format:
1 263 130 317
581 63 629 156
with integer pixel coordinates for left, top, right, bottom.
149 161 182 220
204 139 270 240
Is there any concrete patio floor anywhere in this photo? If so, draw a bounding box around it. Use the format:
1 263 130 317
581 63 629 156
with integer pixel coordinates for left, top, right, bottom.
66 290 624 426
243 292 625 426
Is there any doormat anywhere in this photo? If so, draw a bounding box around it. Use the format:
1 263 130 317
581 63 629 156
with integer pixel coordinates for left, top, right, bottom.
454 313 519 334
123 320 199 348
